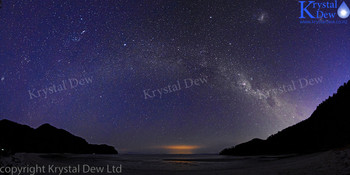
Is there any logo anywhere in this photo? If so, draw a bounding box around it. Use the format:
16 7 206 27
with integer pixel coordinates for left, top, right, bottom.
299 0 349 24
338 1 350 18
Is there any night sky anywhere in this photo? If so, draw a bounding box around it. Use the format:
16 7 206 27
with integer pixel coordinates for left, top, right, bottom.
0 0 350 154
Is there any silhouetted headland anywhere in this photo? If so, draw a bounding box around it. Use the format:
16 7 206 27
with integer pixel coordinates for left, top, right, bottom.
221 80 350 156
0 120 117 155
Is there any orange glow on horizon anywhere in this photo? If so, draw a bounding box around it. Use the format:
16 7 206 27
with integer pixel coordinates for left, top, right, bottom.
159 145 200 154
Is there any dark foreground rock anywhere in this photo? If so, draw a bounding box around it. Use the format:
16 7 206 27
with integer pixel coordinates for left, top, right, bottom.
0 120 117 154
221 80 350 156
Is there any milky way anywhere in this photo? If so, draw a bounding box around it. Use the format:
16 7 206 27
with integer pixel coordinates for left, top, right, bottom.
0 0 350 153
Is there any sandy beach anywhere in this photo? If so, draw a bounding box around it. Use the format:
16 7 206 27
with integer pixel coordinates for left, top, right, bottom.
1 148 350 175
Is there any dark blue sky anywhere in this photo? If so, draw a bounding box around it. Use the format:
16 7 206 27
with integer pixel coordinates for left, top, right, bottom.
0 0 349 154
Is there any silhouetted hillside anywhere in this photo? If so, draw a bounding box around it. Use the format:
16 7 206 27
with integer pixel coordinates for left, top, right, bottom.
0 120 118 154
220 80 350 156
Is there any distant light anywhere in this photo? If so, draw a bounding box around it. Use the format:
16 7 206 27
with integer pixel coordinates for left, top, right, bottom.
160 145 200 154
1 149 4 151
123 43 127 46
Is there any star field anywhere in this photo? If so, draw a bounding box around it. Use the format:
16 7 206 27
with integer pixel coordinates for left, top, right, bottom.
0 0 350 154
